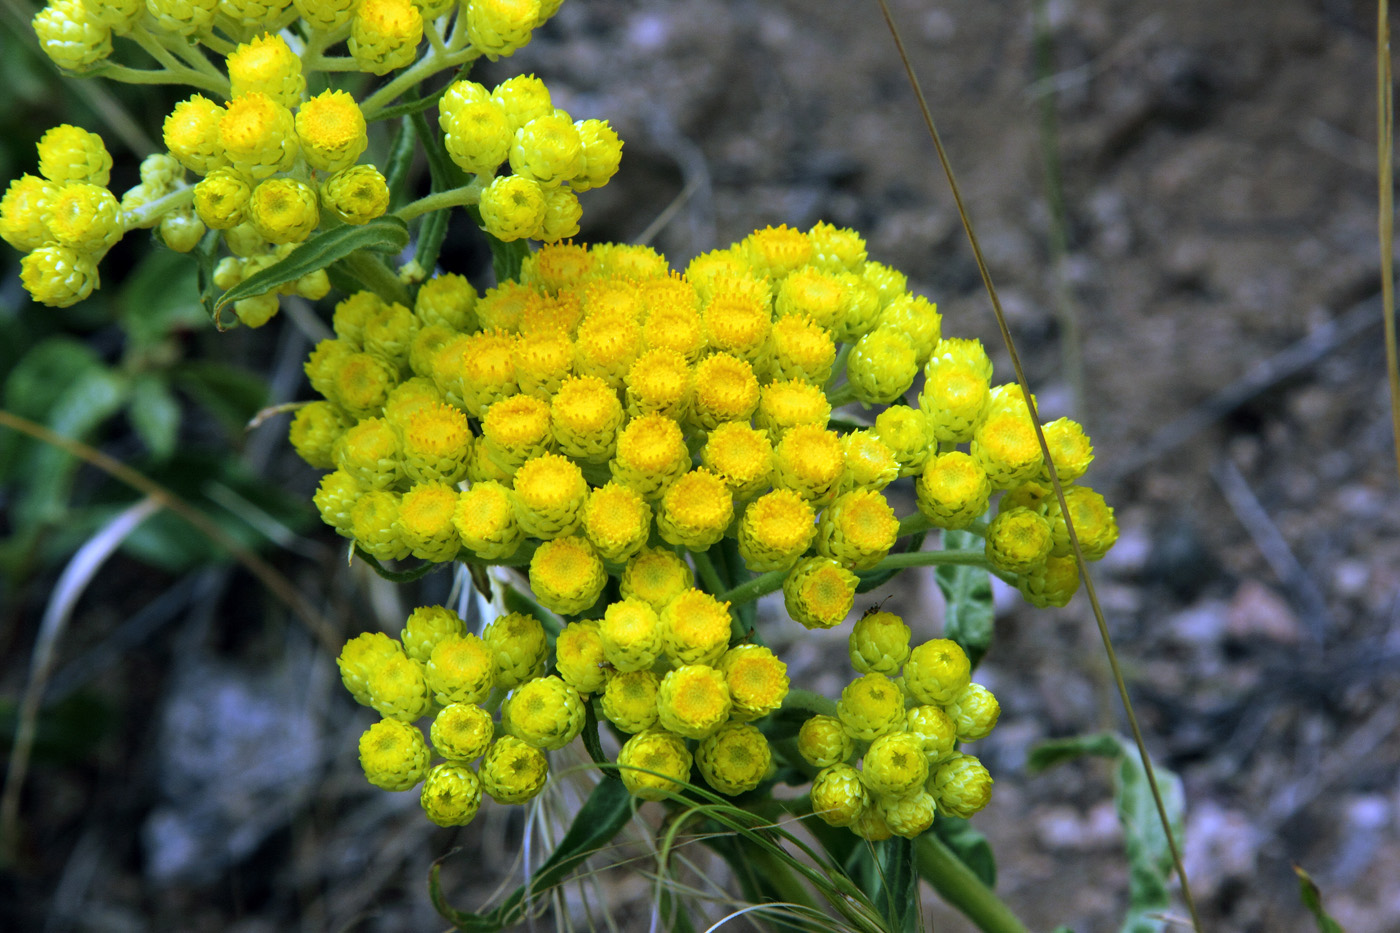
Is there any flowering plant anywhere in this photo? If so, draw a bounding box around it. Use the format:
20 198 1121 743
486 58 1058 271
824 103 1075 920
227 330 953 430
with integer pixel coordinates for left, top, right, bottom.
0 3 1192 931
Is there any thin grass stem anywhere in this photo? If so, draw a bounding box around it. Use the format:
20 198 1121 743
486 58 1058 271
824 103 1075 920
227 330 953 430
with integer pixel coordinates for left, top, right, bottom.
872 2 1204 930
1379 0 1400 482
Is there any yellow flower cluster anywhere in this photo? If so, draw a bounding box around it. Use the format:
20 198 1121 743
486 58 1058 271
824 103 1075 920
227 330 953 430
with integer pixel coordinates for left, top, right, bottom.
11 0 611 318
307 222 1116 825
801 620 999 839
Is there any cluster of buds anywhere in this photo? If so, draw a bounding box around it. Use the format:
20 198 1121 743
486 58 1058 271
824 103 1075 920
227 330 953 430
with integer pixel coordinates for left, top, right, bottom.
302 224 1117 824
7 0 621 323
801 612 998 839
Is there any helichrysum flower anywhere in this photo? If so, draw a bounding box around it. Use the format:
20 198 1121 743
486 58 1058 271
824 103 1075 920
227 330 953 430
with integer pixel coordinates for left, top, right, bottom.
146 0 218 35
570 119 624 191
783 556 858 630
879 294 941 362
430 702 495 762
401 401 472 485
916 451 991 530
416 272 479 332
642 300 705 362
601 671 660 734
1038 418 1095 484
847 327 918 404
1 176 58 253
250 177 319 244
511 452 588 538
220 92 298 180
510 112 582 186
482 611 547 688
228 33 305 107
840 431 900 494
441 93 513 177
574 309 642 388
737 489 816 573
401 604 465 662
420 763 483 827
582 482 652 563
506 675 584 750
194 169 251 230
697 722 770 796
37 124 111 186
717 645 788 722
337 631 403 707
1045 485 1118 560
479 174 545 241
701 422 773 500
610 414 691 500
863 731 930 800
453 481 522 560
466 0 540 59
551 374 624 462
481 736 549 804
903 639 971 706
21 246 99 308
313 470 362 535
350 0 423 75
47 183 123 254
690 353 760 430
480 394 552 471
971 404 1043 490
616 729 691 801
798 714 853 769
702 285 771 365
322 166 390 225
165 95 227 175
772 424 845 506
422 633 492 719
366 652 432 721
817 488 899 571
766 311 837 385
755 380 830 442
297 90 368 173
932 753 993 819
985 506 1053 575
656 467 734 552
946 683 1001 743
33 0 112 71
837 673 905 742
359 718 431 791
554 620 609 696
336 417 401 489
660 588 733 667
620 547 694 611
350 490 410 561
294 0 355 30
775 265 849 333
809 220 867 272
906 705 958 765
599 598 663 672
882 792 937 839
873 406 934 478
1018 554 1080 608
849 610 912 676
529 535 606 615
742 224 812 280
434 329 517 417
810 763 869 827
657 664 731 740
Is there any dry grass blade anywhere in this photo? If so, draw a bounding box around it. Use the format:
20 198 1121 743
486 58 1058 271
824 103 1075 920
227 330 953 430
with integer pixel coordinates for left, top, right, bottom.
871 2 1204 930
0 409 341 656
1379 0 1400 482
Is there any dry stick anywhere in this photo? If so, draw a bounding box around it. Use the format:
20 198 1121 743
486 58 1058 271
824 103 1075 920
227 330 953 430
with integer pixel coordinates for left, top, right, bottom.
1211 457 1332 643
1379 0 1400 483
0 409 340 656
870 3 1205 931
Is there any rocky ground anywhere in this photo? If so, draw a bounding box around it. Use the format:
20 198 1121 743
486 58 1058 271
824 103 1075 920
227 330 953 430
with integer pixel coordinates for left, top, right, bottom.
4 1 1399 931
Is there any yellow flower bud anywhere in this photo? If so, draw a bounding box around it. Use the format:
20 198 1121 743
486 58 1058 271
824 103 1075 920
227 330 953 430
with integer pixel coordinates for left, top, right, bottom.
420 762 482 827
657 664 730 740
837 672 904 742
782 556 857 630
624 347 690 419
811 763 868 827
569 118 623 192
505 675 584 749
529 535 606 615
619 546 693 611
146 0 218 36
1045 484 1118 560
165 95 227 176
478 174 545 242
616 729 691 801
550 374 623 462
904 639 971 706
249 177 319 244
818 488 899 571
737 488 816 573
293 0 356 31
690 352 759 431
985 506 1053 575
20 245 99 308
399 483 463 561
359 718 430 791
466 0 540 59
601 671 660 734
598 597 663 673
879 294 941 363
37 124 111 186
775 265 849 333
537 184 581 242
582 481 652 563
350 0 423 75
511 452 587 538
1 175 58 252
482 611 547 688
847 327 918 404
228 33 305 107
717 644 788 722
863 732 929 799
297 89 368 172
772 424 845 506
220 92 298 181
696 722 770 796
33 0 112 71
808 221 867 272
701 422 773 500
193 168 251 230
766 313 836 385
610 413 690 500
47 182 123 254
510 111 582 186
453 480 522 560
480 735 548 804
755 379 830 442
798 714 853 769
741 224 812 281
916 451 991 530
430 702 494 761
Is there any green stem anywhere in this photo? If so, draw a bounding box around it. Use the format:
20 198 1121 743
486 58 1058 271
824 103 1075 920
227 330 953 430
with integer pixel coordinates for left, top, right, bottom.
690 547 728 597
303 55 365 72
300 25 353 72
915 834 1030 933
716 568 786 607
339 250 411 306
779 688 837 719
896 513 987 538
91 62 227 95
393 180 484 222
122 184 195 229
825 343 853 392
717 547 990 606
826 381 857 407
360 45 481 120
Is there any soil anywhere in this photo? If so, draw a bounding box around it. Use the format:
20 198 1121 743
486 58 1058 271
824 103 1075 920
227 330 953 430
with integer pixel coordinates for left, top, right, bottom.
4 2 1399 931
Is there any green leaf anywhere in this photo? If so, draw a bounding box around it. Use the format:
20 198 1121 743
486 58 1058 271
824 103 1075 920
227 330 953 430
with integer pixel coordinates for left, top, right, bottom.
128 375 181 461
353 547 451 582
170 361 269 434
485 221 532 285
933 816 996 889
935 528 994 668
432 773 635 931
384 116 419 212
117 247 205 348
1294 865 1345 933
415 199 450 273
1027 732 1185 933
875 837 921 933
212 218 410 318
856 530 926 593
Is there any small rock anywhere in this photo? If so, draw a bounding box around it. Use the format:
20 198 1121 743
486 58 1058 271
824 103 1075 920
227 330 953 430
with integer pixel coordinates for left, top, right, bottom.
1226 579 1302 644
